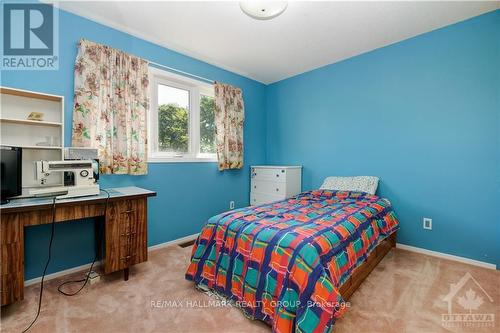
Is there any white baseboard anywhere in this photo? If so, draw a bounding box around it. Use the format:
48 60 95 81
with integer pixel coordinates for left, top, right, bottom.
25 261 102 287
396 243 497 270
24 233 200 287
148 233 199 251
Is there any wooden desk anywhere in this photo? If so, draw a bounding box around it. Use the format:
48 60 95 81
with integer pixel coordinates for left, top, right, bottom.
0 186 156 306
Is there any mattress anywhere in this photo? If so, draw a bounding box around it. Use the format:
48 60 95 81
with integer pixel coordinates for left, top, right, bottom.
186 190 399 333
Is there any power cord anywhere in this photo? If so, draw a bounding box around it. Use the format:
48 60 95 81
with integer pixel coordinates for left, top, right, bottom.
22 189 111 332
57 189 110 296
22 196 57 333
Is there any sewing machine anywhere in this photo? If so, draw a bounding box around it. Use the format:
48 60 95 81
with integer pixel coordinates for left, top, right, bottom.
29 160 100 199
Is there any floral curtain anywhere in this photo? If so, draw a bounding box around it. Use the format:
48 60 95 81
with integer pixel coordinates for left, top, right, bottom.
214 82 245 171
72 39 149 175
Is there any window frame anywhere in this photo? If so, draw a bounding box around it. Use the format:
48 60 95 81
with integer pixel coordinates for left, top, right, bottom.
148 67 217 163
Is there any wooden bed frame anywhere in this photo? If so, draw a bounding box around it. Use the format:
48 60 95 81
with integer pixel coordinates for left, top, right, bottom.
339 232 397 299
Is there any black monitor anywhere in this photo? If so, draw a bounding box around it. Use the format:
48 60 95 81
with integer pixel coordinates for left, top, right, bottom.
1 146 22 204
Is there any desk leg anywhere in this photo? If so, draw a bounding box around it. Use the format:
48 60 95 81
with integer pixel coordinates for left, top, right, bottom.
123 268 129 281
1 213 24 306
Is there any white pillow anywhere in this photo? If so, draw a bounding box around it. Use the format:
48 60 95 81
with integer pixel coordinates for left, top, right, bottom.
320 176 379 195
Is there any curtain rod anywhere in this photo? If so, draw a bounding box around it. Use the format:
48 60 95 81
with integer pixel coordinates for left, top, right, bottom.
78 39 214 84
148 61 215 84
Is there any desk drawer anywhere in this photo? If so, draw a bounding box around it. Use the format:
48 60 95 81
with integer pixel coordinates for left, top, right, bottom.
118 200 138 235
117 232 146 266
21 204 106 226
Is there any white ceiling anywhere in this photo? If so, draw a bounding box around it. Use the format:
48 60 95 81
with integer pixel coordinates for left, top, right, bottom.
53 1 499 84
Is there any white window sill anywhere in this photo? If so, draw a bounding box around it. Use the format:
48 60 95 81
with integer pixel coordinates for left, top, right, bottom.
148 155 217 163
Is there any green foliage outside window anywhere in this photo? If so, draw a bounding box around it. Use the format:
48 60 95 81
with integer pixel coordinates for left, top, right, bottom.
157 95 215 154
200 95 216 153
158 104 188 152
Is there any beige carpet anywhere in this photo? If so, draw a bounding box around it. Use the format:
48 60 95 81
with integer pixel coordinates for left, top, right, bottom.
1 245 498 333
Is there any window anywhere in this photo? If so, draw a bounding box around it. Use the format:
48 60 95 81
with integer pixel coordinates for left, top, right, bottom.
149 67 216 162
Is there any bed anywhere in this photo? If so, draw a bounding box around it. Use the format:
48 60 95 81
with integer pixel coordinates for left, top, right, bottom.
185 189 399 333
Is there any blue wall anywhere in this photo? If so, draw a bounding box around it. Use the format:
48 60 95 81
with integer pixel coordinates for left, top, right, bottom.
1 8 267 279
266 11 500 268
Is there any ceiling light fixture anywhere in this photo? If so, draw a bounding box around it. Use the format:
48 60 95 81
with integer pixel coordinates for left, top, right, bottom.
239 1 288 20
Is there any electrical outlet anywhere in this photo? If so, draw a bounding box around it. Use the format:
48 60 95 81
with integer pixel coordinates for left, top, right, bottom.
229 201 235 209
423 218 432 230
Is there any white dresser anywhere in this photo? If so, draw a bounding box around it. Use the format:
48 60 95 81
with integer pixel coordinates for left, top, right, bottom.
250 166 302 206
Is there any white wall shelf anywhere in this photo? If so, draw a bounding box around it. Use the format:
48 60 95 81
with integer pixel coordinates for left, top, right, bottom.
0 118 62 127
0 145 63 150
1 86 65 191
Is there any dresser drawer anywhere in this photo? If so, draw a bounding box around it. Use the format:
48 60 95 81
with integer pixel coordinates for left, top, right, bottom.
251 167 287 183
251 180 286 196
250 192 284 206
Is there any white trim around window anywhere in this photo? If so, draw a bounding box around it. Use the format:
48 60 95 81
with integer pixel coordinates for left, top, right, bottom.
148 67 217 163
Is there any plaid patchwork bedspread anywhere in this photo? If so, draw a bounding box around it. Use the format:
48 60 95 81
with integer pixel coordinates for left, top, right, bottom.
186 190 399 333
